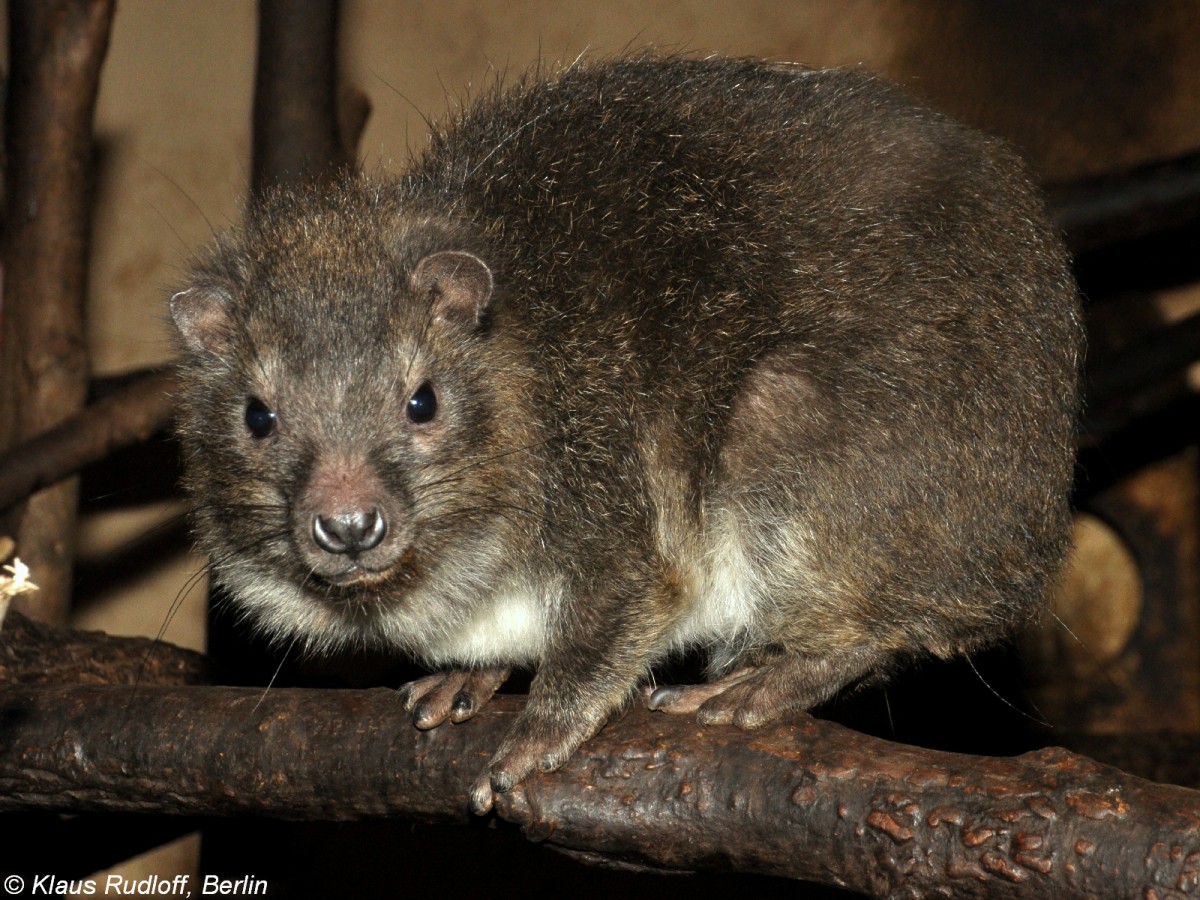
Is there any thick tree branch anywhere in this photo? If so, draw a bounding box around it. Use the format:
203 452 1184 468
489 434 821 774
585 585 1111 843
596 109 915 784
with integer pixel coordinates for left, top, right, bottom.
1 0 117 621
0 680 1194 899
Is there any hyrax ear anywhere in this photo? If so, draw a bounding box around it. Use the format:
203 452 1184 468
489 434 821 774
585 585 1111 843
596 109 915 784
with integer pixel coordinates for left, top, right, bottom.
411 251 494 327
169 284 236 357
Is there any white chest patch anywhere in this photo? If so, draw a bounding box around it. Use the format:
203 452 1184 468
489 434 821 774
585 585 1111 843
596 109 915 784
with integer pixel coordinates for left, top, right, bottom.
421 582 552 668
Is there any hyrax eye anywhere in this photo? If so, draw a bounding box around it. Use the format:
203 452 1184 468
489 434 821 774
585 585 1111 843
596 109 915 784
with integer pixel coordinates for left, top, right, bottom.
406 382 438 424
245 397 277 438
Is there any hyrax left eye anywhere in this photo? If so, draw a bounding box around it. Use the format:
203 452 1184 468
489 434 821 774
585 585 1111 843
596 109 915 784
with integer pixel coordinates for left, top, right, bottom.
407 382 438 424
245 398 277 438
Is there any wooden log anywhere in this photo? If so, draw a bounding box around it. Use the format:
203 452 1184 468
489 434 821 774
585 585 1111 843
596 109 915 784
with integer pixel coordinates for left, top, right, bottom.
0 684 1196 899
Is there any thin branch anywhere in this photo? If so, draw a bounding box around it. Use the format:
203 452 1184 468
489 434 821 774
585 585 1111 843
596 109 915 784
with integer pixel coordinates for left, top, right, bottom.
252 0 352 196
0 369 178 513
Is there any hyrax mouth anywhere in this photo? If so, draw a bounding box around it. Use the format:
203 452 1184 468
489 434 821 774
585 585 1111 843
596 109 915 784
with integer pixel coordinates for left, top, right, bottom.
303 545 421 598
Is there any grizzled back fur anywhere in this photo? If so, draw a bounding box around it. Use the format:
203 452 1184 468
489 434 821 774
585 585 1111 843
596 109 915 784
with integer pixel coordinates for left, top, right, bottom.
404 55 1082 651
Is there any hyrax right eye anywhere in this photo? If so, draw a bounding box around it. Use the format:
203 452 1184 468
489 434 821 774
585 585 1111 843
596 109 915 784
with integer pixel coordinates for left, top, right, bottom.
245 398 278 438
406 382 438 424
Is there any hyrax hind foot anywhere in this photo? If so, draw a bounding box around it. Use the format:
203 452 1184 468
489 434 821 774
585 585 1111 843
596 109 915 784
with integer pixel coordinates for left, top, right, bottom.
398 666 510 729
647 650 879 728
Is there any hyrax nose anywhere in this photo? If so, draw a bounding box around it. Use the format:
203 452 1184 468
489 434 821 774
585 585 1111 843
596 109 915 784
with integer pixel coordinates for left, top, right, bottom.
312 508 386 555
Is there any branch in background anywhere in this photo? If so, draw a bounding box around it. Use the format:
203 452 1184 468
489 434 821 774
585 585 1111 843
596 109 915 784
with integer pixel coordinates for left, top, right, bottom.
1 0 118 622
1048 149 1200 255
252 0 355 197
0 368 178 514
0 683 1193 899
1086 312 1200 408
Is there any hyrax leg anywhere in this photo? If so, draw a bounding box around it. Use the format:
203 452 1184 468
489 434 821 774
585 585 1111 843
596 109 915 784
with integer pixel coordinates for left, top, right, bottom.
648 648 880 727
643 344 888 727
467 678 620 815
468 578 671 814
399 666 511 728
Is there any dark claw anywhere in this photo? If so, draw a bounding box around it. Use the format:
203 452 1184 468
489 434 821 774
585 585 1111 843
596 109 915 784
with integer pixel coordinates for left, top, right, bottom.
646 686 681 710
468 779 494 816
412 700 438 730
451 692 474 715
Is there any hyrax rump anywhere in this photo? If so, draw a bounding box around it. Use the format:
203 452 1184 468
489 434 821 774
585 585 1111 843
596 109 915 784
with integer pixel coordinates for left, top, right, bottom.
171 55 1082 812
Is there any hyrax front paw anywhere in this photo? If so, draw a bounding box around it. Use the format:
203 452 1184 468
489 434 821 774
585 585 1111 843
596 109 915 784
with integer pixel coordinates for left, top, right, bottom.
398 666 510 729
468 708 608 815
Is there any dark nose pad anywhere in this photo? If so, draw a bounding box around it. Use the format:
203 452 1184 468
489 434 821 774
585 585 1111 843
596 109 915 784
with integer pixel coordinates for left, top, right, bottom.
312 509 386 555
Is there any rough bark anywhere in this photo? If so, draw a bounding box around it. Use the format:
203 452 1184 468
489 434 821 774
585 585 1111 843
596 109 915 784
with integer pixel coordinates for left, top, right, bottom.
0 683 1196 899
0 609 207 685
0 0 117 622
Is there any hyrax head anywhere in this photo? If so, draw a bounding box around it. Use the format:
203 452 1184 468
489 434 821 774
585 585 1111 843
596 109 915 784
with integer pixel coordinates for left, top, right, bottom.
169 181 523 648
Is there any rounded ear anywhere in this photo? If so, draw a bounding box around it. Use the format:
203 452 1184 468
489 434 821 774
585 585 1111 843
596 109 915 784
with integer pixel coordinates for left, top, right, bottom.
411 251 494 327
170 284 236 357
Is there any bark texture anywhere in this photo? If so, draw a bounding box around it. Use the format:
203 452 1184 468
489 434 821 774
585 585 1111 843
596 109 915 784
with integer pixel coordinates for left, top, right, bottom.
0 682 1197 898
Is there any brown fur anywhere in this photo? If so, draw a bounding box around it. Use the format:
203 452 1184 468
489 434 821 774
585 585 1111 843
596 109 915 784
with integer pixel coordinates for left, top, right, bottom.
170 55 1082 811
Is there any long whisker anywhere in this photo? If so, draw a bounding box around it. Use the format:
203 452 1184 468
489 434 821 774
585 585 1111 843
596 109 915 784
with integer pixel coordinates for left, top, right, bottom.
253 642 293 713
417 433 563 490
415 490 542 524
